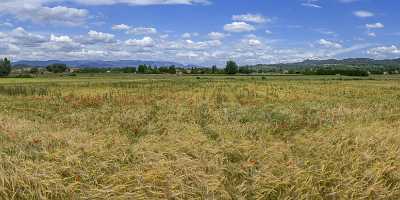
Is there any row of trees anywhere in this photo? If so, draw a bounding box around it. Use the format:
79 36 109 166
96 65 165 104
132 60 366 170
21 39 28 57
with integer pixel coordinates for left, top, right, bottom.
78 62 245 75
79 65 178 74
303 68 369 76
2 59 380 77
46 64 69 73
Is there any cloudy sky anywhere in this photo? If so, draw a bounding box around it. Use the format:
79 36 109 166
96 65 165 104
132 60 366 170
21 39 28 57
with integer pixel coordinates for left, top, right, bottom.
0 0 398 65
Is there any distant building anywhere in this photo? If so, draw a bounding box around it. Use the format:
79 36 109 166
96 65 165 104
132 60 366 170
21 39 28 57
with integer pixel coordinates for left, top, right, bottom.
69 68 80 73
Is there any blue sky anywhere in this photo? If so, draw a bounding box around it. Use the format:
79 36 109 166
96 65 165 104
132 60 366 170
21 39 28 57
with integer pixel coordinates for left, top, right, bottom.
0 0 398 65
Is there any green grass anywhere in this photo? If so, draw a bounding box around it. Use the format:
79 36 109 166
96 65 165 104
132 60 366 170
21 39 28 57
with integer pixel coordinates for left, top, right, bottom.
1 74 400 199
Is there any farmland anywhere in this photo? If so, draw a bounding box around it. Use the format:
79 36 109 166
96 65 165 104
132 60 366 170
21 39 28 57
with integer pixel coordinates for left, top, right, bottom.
1 74 400 199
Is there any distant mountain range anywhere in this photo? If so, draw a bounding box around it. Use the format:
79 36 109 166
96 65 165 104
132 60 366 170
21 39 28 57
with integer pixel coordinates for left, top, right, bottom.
12 60 187 68
249 58 400 71
289 58 400 66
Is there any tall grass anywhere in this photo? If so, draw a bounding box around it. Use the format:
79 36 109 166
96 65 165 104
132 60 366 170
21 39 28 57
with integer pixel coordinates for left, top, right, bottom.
1 75 400 199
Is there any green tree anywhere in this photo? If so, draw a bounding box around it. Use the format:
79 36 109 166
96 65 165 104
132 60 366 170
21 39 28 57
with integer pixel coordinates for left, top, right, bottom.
0 58 12 77
46 63 68 73
211 65 217 74
30 68 39 74
239 66 252 74
122 67 136 73
138 64 147 73
168 65 176 74
225 60 238 74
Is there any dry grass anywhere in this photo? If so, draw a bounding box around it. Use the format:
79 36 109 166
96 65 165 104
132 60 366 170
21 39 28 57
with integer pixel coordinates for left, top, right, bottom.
1 75 400 199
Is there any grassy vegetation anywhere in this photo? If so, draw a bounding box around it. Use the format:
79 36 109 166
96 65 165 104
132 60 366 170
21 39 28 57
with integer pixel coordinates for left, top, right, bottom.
1 74 400 199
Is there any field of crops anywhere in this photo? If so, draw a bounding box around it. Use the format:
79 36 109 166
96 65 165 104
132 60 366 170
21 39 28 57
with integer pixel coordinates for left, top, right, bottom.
1 75 400 199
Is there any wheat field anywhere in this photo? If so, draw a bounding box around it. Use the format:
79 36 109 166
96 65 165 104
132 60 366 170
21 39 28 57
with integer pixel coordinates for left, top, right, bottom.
1 75 400 199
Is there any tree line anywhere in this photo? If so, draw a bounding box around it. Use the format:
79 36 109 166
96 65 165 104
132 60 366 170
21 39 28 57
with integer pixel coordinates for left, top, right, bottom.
3 58 395 77
79 61 253 75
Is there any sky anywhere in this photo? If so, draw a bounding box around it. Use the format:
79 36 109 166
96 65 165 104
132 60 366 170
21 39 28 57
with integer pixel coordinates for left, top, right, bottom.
0 0 399 66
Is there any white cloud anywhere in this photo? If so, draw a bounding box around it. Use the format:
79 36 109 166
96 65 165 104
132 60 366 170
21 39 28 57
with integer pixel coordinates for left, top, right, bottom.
246 39 262 46
224 22 255 33
112 24 131 30
232 14 268 24
301 0 322 8
367 45 400 55
125 37 155 47
367 32 376 37
71 0 211 6
50 34 73 43
182 32 199 38
160 34 169 39
126 27 157 35
208 32 227 40
318 39 343 49
0 45 20 55
0 22 13 28
47 34 81 51
366 22 384 29
112 24 157 35
88 30 115 43
339 0 359 3
0 2 88 26
10 27 47 47
354 10 374 18
0 0 210 27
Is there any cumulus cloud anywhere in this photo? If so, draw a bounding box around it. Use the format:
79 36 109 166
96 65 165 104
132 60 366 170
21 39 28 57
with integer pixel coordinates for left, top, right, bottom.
367 45 400 55
47 34 81 51
339 0 359 3
354 10 374 18
182 32 199 38
50 35 73 43
367 32 376 37
184 39 222 49
0 0 210 27
208 32 228 40
125 37 155 47
246 39 262 47
112 24 157 35
10 27 47 47
71 0 211 6
0 22 13 28
0 1 88 26
318 39 343 49
366 22 384 29
301 0 322 8
232 14 268 24
126 27 157 35
87 30 115 43
0 42 20 54
112 24 131 30
224 22 255 33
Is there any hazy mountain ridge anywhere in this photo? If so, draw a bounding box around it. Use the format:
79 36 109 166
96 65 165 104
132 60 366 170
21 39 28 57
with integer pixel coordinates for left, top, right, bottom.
293 58 400 66
248 58 400 71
